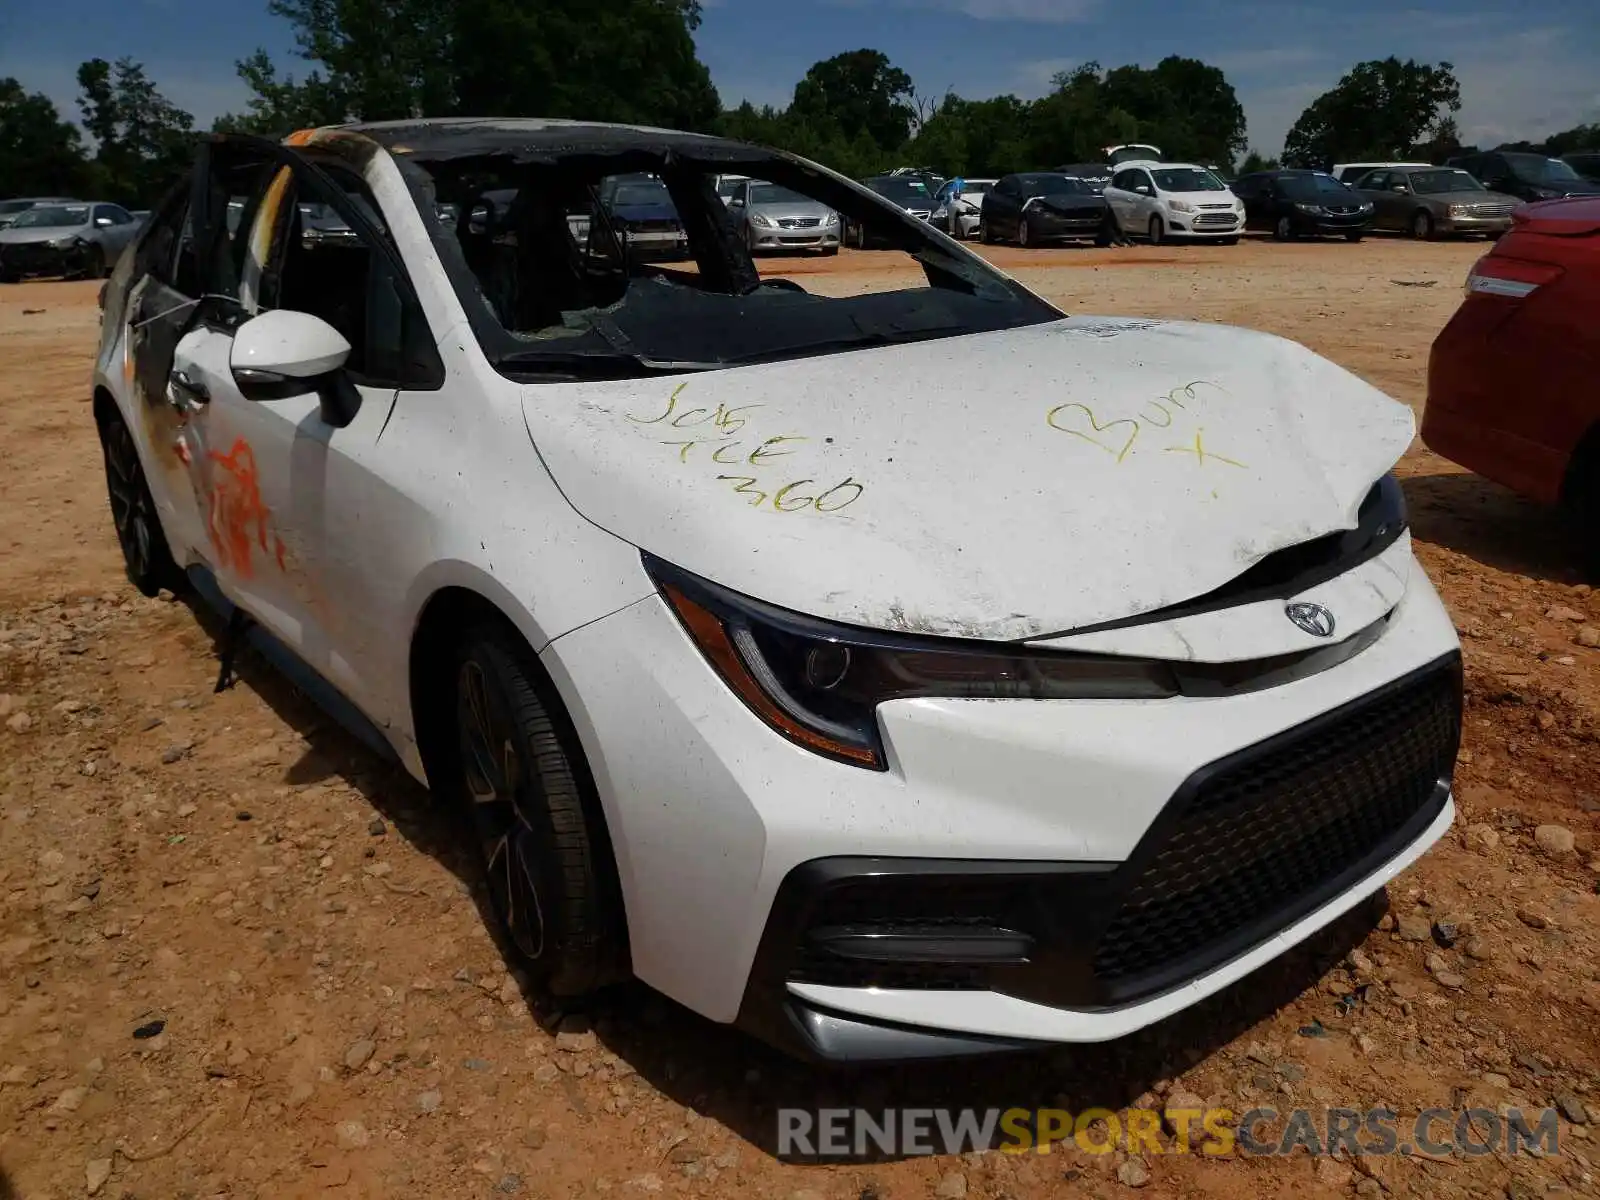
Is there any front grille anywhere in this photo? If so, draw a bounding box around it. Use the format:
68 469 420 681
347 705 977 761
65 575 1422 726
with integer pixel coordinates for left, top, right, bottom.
1194 213 1240 227
1324 206 1361 216
1468 203 1515 217
777 217 821 229
3 243 64 271
1091 659 1459 986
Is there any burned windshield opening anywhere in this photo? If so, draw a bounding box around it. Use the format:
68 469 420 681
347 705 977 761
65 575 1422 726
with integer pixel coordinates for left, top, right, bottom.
401 144 1059 380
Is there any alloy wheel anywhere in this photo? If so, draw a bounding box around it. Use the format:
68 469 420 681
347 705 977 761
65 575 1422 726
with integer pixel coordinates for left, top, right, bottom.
456 659 547 961
102 417 155 582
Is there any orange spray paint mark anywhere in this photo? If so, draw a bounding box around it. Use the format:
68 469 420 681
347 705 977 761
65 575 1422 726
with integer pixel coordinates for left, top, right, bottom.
205 438 277 580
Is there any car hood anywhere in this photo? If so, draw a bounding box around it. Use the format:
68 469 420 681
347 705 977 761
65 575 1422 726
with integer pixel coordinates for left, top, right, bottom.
1164 190 1241 205
0 227 83 246
521 316 1415 640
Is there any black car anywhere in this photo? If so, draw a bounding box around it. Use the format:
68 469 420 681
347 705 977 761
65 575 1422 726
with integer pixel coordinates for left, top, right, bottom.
979 172 1110 247
1448 151 1600 202
1230 170 1374 241
845 175 936 248
596 174 691 262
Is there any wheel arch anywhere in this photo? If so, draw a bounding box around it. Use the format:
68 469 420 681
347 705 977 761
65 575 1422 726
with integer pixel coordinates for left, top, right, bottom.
1559 419 1600 511
405 580 635 980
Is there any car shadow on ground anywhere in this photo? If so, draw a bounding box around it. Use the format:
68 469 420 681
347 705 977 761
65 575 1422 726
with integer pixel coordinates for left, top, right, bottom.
177 591 1387 1163
0 1163 16 1200
1402 471 1585 584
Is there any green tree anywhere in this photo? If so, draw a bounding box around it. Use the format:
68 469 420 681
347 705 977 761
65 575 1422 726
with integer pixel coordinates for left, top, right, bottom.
0 79 90 196
236 0 718 132
1282 58 1460 169
76 57 195 204
789 50 916 155
903 92 1031 177
1237 149 1280 174
213 50 351 135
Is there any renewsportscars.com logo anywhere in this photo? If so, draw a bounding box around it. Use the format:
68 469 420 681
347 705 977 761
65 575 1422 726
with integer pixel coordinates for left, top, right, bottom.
776 1105 1563 1160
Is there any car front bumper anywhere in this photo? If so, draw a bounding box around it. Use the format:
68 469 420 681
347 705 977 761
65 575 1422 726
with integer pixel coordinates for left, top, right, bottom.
1436 213 1514 235
1295 212 1373 235
1026 211 1105 240
749 221 841 251
543 552 1462 1060
0 239 86 277
620 229 692 261
1167 209 1244 237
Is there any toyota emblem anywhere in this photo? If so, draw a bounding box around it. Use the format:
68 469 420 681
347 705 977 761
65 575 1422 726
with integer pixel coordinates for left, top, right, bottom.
1285 602 1336 638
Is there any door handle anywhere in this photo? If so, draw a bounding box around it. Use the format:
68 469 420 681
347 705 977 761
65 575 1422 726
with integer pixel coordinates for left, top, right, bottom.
168 367 210 409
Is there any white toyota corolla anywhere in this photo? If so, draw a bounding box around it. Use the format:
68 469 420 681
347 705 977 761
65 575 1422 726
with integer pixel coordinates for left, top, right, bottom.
92 120 1462 1063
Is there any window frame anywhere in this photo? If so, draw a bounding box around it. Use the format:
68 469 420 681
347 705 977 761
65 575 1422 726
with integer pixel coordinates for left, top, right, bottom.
182 135 443 394
262 155 445 392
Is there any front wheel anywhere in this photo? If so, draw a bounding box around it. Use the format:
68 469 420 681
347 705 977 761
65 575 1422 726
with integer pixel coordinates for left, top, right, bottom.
1016 216 1032 248
1412 210 1434 240
448 624 625 996
98 405 183 597
1273 215 1295 242
1148 215 1166 245
979 218 993 244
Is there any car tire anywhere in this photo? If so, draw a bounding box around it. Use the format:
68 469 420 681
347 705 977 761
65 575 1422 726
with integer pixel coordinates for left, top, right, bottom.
97 403 184 598
1344 232 1364 242
1148 215 1165 245
1017 216 1031 248
447 622 625 997
1273 215 1295 241
979 218 993 244
1412 210 1434 240
76 246 106 281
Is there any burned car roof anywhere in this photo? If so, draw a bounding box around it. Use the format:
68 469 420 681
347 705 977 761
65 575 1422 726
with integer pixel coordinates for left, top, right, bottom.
337 117 775 169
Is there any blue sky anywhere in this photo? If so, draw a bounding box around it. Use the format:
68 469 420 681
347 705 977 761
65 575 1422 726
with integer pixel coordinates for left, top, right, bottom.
2 0 1597 156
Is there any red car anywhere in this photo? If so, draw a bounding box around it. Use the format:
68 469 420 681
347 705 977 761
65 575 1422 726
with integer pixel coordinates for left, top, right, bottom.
1422 197 1600 571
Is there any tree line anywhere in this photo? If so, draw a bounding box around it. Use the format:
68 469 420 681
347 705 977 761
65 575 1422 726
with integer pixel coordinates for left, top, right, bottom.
2 0 1595 207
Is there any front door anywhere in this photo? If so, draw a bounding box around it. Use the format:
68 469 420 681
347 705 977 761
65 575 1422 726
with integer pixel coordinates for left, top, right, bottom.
165 138 444 722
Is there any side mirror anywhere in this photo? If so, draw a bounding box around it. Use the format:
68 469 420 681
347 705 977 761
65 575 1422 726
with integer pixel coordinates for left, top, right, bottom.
95 216 114 227
1135 185 1152 196
230 310 360 428
1390 183 1409 192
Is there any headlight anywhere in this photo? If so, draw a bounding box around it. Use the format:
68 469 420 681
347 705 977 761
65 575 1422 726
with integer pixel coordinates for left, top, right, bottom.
645 554 1179 770
1295 203 1322 214
824 212 839 226
751 213 774 228
1448 204 1470 217
48 236 80 249
1168 199 1193 213
1359 202 1374 213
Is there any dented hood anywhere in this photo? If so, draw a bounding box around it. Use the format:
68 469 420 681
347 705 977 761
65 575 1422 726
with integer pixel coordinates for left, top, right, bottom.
521 316 1415 640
